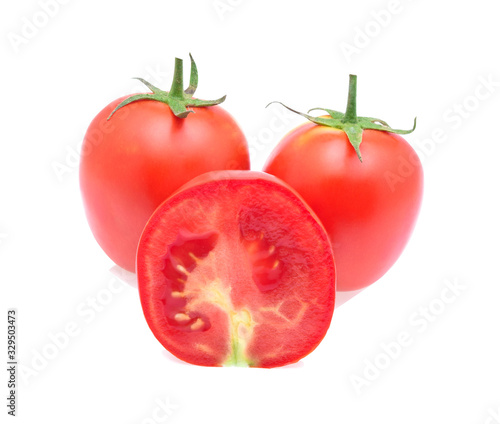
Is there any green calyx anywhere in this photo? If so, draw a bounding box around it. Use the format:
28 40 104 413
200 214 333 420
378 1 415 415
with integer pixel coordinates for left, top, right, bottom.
268 74 416 162
108 54 226 120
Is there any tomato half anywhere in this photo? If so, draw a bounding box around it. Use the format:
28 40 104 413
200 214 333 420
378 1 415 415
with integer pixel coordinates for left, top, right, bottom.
137 171 336 367
80 99 249 272
264 125 423 292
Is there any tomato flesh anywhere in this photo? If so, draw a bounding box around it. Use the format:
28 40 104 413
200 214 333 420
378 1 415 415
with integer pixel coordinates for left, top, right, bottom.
137 171 336 367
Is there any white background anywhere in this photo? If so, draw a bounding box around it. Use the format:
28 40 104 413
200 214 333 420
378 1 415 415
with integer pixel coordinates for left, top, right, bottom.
2 0 500 423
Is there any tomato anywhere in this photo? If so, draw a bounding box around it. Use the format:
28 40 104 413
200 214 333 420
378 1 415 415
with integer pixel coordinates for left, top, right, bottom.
264 75 423 292
137 171 336 367
80 55 249 272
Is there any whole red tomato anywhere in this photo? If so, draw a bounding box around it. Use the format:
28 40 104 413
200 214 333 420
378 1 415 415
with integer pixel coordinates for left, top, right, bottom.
264 75 423 292
80 55 250 272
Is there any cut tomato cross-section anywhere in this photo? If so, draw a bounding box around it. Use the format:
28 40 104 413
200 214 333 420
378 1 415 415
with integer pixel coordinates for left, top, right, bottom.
137 171 336 368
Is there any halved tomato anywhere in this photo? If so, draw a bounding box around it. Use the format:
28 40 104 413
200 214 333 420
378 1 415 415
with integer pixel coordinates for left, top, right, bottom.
137 171 336 368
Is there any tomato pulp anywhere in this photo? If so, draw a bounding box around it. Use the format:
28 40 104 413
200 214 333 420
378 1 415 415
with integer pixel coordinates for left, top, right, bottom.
137 171 336 367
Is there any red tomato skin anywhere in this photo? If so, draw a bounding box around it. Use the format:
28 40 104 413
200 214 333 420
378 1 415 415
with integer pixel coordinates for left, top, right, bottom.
264 123 423 292
80 96 249 272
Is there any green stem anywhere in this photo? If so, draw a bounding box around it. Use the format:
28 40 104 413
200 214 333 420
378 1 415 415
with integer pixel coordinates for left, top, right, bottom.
268 74 416 162
107 54 226 119
169 58 185 98
342 74 358 123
